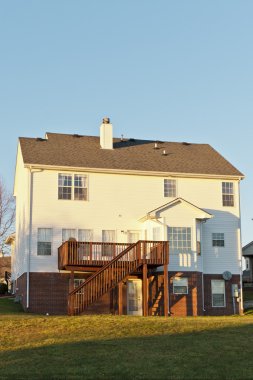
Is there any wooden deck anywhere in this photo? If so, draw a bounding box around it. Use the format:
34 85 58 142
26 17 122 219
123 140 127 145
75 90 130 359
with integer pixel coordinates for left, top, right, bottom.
58 240 169 316
58 240 167 270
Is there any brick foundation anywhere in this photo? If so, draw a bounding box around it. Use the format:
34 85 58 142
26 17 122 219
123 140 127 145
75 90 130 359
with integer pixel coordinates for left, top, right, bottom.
15 271 242 316
203 274 241 316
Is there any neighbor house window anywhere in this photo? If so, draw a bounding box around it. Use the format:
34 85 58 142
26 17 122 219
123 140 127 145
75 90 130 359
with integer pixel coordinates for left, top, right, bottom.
245 258 250 271
164 179 176 197
222 182 234 207
212 233 225 247
211 279 225 307
168 227 191 250
62 229 76 242
37 228 52 256
58 174 88 200
173 277 188 294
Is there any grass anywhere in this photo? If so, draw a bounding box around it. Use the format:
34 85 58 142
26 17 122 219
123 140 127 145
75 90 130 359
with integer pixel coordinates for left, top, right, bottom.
1 298 253 379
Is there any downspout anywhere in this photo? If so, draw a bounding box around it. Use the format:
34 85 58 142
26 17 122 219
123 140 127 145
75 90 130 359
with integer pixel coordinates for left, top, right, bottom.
200 221 206 313
27 167 43 309
238 181 243 314
27 167 33 309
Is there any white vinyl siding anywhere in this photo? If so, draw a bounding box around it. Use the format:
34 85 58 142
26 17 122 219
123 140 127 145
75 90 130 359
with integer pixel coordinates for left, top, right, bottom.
211 279 225 307
173 277 188 294
37 228 52 256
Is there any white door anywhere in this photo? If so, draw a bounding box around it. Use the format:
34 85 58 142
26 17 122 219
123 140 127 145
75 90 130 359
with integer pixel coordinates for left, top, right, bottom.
127 231 141 243
127 279 143 316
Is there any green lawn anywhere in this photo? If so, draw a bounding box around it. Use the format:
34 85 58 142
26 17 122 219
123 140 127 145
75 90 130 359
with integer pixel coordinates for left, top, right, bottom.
1 298 253 380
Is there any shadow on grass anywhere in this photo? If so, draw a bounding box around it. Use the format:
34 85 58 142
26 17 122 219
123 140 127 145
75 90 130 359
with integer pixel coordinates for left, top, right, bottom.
1 324 253 380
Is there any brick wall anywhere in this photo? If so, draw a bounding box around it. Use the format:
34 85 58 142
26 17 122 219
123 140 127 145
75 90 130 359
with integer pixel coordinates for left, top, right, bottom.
15 271 242 316
203 274 241 316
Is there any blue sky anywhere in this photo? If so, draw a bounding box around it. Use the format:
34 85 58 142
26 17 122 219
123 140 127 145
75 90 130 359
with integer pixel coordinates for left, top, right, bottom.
0 1 253 244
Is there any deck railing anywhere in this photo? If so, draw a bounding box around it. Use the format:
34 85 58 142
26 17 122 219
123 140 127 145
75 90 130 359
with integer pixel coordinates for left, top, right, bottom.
68 240 168 315
58 241 131 269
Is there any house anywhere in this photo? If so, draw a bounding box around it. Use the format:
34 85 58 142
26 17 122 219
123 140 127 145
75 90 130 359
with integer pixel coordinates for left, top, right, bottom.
12 118 244 316
0 255 11 290
242 242 253 284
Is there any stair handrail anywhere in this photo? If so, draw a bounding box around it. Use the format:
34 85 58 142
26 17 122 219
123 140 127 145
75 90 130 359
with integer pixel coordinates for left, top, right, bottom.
69 241 138 296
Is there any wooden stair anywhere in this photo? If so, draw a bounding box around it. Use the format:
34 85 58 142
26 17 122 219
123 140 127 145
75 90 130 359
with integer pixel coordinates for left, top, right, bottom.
68 240 168 315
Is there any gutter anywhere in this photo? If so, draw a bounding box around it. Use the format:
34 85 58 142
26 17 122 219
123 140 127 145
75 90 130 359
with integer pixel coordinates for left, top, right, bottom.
23 163 245 181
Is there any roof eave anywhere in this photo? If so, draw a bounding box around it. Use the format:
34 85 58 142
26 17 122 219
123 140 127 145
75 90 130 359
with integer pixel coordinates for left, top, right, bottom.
23 163 244 180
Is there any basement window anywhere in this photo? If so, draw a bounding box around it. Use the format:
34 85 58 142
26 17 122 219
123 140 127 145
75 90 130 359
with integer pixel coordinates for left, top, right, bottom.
173 277 188 294
211 280 225 307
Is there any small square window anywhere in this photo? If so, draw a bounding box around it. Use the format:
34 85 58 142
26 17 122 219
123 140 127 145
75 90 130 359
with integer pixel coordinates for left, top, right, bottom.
212 233 225 247
173 277 188 294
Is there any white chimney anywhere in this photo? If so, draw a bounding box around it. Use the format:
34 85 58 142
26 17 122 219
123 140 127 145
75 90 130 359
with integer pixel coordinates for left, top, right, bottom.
100 117 113 149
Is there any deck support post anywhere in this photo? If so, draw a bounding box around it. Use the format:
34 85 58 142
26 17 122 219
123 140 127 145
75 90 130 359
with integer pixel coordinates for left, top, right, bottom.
70 270 75 292
163 264 169 316
118 281 123 315
143 263 148 316
163 242 169 317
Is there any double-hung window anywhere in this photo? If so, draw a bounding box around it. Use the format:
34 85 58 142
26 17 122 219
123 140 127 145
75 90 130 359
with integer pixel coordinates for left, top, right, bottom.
62 229 76 242
211 279 225 307
58 174 88 200
37 228 52 256
222 182 234 207
164 179 176 197
212 233 225 247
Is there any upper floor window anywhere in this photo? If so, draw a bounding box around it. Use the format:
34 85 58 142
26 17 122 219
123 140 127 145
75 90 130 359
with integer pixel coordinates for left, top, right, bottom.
168 227 191 250
222 182 234 207
58 174 88 201
212 233 225 247
37 228 52 256
164 179 176 197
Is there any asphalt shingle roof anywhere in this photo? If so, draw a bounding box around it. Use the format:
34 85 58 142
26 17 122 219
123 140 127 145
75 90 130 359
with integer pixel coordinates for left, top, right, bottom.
19 133 243 177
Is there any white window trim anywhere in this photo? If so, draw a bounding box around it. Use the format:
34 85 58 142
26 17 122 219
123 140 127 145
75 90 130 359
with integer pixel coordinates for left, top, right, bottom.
222 182 235 207
173 277 188 295
58 173 89 201
212 233 225 248
37 228 53 256
211 279 226 308
164 178 177 198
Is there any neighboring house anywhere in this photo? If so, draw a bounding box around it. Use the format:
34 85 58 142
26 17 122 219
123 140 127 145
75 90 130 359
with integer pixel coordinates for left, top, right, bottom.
242 242 253 284
12 118 244 316
0 255 11 289
5 234 15 291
